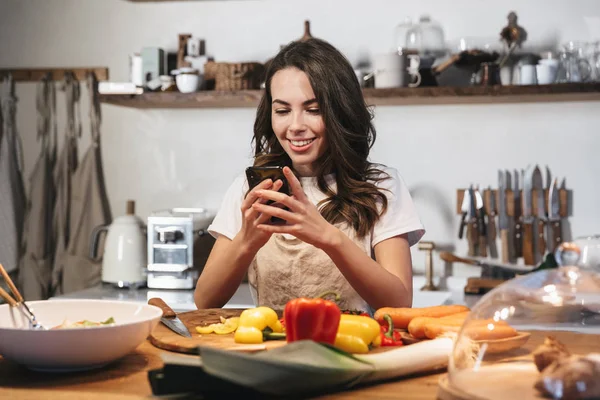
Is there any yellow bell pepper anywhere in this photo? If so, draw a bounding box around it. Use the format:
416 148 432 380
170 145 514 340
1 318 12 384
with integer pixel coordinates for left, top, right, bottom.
234 306 284 344
333 314 381 354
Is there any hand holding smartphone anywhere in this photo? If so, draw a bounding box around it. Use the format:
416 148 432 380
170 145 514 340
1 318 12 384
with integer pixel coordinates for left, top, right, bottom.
245 166 291 195
245 166 291 224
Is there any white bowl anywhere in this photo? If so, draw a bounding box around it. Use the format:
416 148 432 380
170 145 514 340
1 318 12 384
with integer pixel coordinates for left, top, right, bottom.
176 73 202 93
0 299 162 372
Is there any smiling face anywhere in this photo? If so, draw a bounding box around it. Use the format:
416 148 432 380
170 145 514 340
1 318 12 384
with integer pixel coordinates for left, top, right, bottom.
270 67 328 177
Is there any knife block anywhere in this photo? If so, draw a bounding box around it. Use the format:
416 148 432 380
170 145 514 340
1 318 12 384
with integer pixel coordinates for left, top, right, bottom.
455 187 572 267
455 188 571 218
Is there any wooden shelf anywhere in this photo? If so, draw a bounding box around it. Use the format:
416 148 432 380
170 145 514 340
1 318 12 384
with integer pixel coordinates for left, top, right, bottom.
0 67 109 82
125 0 214 2
99 83 600 109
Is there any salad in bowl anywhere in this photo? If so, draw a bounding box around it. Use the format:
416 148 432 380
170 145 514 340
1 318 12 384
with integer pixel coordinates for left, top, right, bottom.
0 299 162 372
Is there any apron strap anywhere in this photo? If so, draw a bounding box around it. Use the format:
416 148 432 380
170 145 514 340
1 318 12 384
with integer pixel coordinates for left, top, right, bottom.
1 75 24 174
49 76 58 164
36 73 52 152
62 72 82 142
86 72 101 145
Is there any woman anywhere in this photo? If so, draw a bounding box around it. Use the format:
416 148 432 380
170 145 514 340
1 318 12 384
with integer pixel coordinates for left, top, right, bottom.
194 38 424 313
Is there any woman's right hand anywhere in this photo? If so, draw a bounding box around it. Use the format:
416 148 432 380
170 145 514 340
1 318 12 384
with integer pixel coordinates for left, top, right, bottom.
238 178 284 253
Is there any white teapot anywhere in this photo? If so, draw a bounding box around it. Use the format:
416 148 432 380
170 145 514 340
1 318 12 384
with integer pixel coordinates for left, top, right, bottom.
89 200 147 288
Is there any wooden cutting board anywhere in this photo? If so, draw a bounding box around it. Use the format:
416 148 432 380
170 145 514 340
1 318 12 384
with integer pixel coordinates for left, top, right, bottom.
149 308 405 355
148 308 287 354
148 308 454 355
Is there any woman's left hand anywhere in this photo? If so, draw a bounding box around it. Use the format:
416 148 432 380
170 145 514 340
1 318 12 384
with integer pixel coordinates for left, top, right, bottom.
252 167 340 249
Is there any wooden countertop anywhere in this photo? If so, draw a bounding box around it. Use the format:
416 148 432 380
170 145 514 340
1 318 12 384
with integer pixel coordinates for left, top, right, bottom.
0 339 444 400
2 330 598 399
0 341 162 400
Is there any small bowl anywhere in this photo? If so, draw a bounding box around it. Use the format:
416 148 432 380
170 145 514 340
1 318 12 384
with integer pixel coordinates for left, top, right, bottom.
176 74 202 93
0 299 162 372
173 68 203 93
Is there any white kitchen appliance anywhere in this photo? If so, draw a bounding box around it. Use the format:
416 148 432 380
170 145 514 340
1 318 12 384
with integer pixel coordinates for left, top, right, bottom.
89 200 147 288
146 208 213 289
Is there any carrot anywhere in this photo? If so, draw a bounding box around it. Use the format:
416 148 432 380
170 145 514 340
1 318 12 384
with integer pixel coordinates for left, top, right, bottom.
464 322 518 340
407 317 438 339
374 305 470 329
423 318 517 340
423 321 465 339
408 311 470 339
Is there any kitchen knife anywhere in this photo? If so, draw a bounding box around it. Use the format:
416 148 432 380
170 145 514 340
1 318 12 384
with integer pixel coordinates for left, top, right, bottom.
439 251 533 273
485 185 498 259
498 171 510 263
512 169 523 258
467 185 479 257
474 186 487 257
547 178 563 253
532 165 546 260
545 165 552 194
522 166 536 265
458 189 470 240
148 297 192 338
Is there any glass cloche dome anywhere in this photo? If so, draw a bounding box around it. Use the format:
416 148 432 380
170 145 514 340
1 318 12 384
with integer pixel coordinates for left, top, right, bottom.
440 243 600 400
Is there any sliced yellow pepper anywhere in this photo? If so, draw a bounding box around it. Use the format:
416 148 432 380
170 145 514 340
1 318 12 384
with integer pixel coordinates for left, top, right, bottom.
195 316 240 335
212 317 239 334
196 325 215 334
234 306 283 344
333 314 381 354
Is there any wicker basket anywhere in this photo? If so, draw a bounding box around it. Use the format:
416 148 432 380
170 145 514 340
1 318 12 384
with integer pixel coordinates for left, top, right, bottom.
204 61 265 91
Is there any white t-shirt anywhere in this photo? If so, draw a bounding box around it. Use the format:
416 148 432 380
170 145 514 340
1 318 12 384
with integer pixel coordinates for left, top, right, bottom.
208 166 425 253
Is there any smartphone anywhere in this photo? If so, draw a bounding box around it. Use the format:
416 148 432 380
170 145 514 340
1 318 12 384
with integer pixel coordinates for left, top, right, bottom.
245 166 291 195
245 166 291 224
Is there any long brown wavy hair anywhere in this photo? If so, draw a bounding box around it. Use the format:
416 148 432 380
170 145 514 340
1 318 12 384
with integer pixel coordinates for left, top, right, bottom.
252 38 389 238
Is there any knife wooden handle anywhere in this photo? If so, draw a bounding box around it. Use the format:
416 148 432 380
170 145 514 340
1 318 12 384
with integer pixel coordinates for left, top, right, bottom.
487 215 497 258
500 229 510 264
487 214 497 243
537 219 546 259
523 222 535 265
148 297 176 318
513 217 523 257
549 220 563 254
478 235 488 257
467 222 478 257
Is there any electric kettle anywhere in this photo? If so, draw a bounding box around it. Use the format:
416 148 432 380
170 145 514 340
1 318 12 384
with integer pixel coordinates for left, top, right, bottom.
89 200 147 288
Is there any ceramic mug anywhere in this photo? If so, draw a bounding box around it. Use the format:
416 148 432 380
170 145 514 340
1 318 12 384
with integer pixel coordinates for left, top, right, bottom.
173 68 203 93
536 63 558 85
520 64 537 85
370 52 421 88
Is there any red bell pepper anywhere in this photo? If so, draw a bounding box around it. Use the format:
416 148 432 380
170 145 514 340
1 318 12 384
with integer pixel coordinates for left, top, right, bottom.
380 314 403 347
283 297 341 345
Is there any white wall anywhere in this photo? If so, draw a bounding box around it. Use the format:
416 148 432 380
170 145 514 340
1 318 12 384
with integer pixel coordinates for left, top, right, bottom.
2 0 600 276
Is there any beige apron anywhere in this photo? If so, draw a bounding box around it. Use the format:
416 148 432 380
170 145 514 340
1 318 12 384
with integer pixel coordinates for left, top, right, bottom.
18 75 57 300
248 225 371 313
51 72 80 295
0 76 26 298
53 73 111 295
